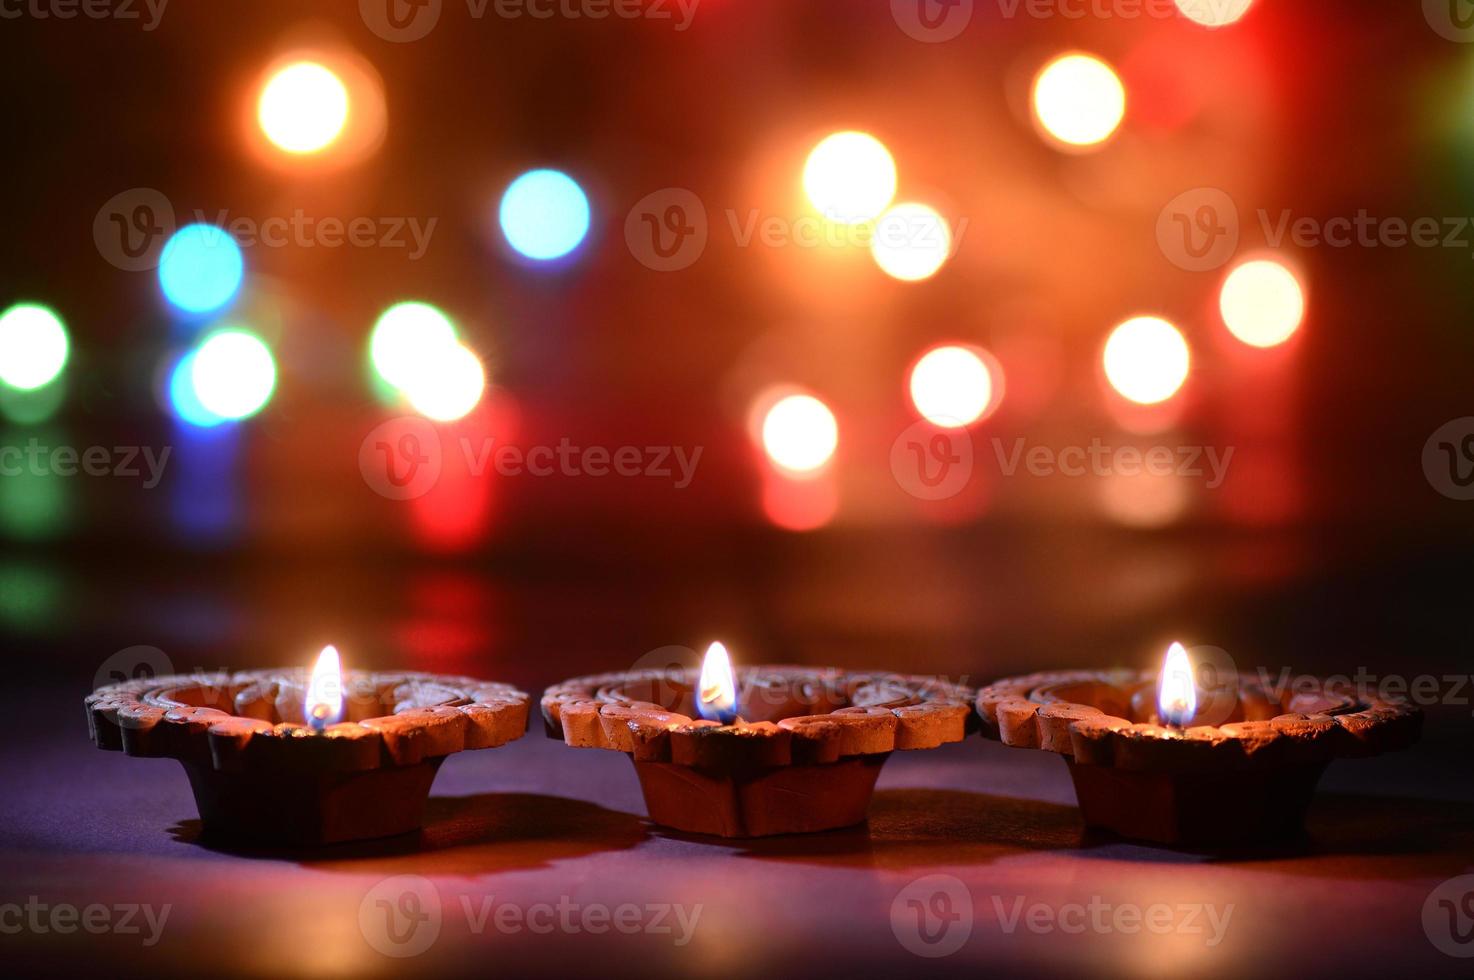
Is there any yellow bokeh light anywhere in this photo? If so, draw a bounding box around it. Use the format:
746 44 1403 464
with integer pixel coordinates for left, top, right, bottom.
871 203 952 282
1174 0 1254 28
1103 316 1190 405
403 342 487 422
1219 259 1305 348
761 393 838 474
1032 53 1127 149
909 345 995 428
802 131 897 225
258 61 350 154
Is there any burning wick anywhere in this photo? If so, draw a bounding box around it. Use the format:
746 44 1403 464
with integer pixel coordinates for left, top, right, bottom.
1156 641 1198 729
696 641 739 725
305 644 344 734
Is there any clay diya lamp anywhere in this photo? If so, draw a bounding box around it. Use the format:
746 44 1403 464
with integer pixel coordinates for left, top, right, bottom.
85 645 529 845
542 643 976 837
975 643 1422 847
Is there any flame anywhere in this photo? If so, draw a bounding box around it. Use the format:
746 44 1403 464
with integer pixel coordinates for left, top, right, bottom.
1156 641 1197 727
696 641 738 724
306 644 344 732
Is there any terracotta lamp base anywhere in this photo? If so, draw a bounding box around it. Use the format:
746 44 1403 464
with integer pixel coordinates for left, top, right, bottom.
86 670 529 847
1064 759 1328 847
181 758 446 846
544 666 975 839
631 755 888 838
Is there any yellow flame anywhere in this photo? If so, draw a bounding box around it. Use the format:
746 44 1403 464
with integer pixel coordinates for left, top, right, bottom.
306 644 344 731
1157 641 1197 727
697 641 738 723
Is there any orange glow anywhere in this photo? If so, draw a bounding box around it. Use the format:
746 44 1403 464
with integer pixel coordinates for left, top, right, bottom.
761 393 838 474
306 644 344 731
802 131 897 225
697 641 739 723
1175 0 1254 28
1157 641 1197 727
761 466 838 531
245 48 386 172
908 344 1000 428
1032 53 1126 149
1219 258 1305 348
871 203 952 281
258 62 349 154
1097 472 1190 528
1103 316 1190 405
402 342 487 422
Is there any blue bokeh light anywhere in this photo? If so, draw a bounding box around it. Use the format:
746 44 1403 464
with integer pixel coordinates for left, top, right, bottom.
498 169 590 261
167 351 227 428
158 224 244 314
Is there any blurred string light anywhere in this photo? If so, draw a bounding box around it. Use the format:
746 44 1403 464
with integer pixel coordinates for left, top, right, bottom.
1103 316 1190 405
0 303 69 391
499 169 590 261
1219 258 1305 348
257 61 350 154
368 301 487 422
169 328 277 427
1174 0 1254 27
158 224 244 315
871 203 952 281
909 344 1000 428
1032 53 1126 149
802 131 897 225
760 393 838 474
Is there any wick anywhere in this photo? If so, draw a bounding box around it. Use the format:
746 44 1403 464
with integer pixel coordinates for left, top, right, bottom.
309 703 330 734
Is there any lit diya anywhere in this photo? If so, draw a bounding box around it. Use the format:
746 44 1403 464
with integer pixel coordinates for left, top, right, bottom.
975 643 1422 847
85 645 529 845
542 643 976 837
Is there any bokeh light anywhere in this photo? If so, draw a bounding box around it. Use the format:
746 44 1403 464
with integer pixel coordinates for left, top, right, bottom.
1032 53 1127 148
158 224 244 315
1175 0 1253 27
167 351 226 428
909 344 997 428
802 131 897 225
499 169 591 261
761 393 838 474
370 302 460 390
871 203 952 281
0 303 69 391
1103 316 1190 405
257 61 350 154
403 342 487 422
1219 258 1305 348
190 328 277 421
